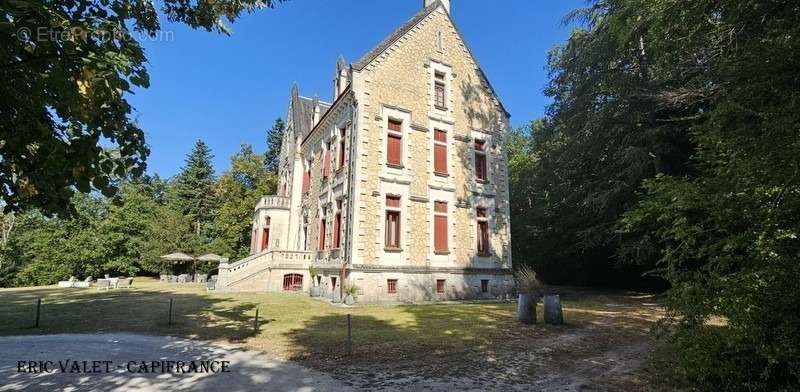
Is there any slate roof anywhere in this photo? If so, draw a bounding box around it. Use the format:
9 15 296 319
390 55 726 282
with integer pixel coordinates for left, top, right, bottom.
289 83 331 139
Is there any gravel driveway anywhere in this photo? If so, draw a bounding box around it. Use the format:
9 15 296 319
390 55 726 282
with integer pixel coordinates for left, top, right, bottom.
0 334 352 392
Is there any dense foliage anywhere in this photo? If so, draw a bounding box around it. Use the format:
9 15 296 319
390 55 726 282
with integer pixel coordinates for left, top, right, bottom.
0 0 284 217
0 141 277 287
509 0 800 389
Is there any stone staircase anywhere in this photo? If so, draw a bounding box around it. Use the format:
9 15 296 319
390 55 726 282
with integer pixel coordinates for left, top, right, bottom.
213 249 314 291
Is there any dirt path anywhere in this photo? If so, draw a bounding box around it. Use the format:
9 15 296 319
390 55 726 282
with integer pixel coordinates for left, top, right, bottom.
313 289 666 391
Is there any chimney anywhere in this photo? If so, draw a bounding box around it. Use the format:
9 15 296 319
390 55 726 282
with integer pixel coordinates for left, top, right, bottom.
424 0 450 13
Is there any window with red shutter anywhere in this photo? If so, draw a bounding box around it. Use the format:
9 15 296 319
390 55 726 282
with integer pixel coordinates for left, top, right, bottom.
476 207 490 255
387 119 403 167
385 196 401 249
474 140 487 182
334 201 342 249
387 279 398 294
433 129 447 175
434 201 448 253
323 142 331 178
302 164 311 193
319 217 327 251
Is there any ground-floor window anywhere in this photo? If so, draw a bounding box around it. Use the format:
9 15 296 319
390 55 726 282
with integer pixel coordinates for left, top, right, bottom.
481 279 489 293
436 279 445 294
283 274 303 291
387 279 398 294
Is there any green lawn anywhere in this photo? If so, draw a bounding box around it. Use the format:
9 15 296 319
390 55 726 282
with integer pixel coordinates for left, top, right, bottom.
0 278 672 389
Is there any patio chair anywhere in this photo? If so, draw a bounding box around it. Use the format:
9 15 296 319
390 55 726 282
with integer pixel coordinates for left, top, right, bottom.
117 277 133 289
96 279 111 291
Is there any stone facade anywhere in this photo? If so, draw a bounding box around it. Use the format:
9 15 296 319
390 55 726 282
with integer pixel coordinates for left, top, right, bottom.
215 0 513 302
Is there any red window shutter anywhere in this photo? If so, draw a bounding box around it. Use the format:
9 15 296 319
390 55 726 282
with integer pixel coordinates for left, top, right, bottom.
302 170 310 193
319 219 326 250
475 154 487 181
386 196 401 208
261 228 270 251
436 279 445 294
434 144 447 174
334 213 341 248
385 211 400 248
434 214 448 252
387 134 402 166
476 207 487 218
477 221 489 254
387 279 397 294
388 119 402 132
323 147 331 178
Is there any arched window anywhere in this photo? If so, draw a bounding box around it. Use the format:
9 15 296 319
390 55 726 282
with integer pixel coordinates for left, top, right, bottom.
283 274 303 291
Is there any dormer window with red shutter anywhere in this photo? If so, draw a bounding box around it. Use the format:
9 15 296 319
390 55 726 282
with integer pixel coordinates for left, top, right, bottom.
302 160 311 193
386 119 403 168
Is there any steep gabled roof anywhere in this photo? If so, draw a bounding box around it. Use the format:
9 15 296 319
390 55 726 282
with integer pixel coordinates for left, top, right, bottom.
288 83 331 139
351 0 510 118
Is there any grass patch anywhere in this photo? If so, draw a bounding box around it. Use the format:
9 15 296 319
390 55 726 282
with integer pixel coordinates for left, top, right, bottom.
0 278 674 389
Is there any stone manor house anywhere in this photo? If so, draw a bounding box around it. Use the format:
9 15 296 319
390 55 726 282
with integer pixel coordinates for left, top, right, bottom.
214 0 513 302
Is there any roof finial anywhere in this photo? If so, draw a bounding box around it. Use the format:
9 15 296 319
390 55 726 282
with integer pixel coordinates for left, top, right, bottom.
424 0 450 13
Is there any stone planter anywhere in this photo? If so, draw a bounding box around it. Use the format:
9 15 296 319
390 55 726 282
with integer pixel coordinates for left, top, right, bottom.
544 294 564 325
344 294 355 305
517 293 536 324
332 289 342 303
310 286 322 297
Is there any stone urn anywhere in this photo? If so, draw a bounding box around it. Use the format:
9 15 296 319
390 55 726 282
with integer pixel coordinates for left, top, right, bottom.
544 294 564 325
517 293 536 324
310 286 322 297
344 294 355 305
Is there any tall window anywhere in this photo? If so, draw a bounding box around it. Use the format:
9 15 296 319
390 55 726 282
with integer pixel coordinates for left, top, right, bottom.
433 201 448 253
387 279 398 294
323 142 331 178
283 274 303 291
385 196 401 249
434 71 446 109
319 208 327 251
436 279 445 294
476 207 490 255
474 140 487 182
433 129 448 175
338 128 346 169
387 119 403 167
333 200 342 249
302 219 308 250
261 217 271 251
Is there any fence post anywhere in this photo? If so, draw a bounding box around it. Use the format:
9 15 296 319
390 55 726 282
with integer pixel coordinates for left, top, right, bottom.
346 314 352 356
253 307 260 334
168 298 173 326
34 298 41 328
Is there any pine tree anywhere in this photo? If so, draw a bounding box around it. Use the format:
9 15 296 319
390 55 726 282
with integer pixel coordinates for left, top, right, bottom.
171 140 217 237
264 118 286 173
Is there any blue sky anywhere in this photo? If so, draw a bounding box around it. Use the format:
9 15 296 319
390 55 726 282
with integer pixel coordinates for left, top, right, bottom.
130 0 585 177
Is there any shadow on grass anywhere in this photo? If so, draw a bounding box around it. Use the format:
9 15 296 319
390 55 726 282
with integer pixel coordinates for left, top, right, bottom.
0 286 259 343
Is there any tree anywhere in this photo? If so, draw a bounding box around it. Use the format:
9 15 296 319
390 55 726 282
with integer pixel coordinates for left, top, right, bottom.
170 140 217 237
212 145 276 259
533 0 800 388
264 118 286 173
0 0 286 217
